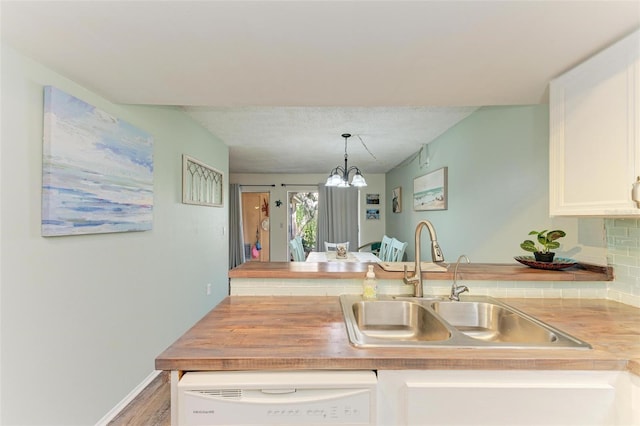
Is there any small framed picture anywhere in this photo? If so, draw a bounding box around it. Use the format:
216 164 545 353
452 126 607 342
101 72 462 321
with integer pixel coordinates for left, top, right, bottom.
366 193 380 204
392 187 402 213
366 208 380 220
413 167 448 211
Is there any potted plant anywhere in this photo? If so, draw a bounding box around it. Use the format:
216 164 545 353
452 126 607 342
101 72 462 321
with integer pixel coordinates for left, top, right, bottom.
520 229 566 262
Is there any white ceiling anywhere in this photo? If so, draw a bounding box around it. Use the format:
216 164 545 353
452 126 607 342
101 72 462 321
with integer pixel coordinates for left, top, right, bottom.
2 1 639 174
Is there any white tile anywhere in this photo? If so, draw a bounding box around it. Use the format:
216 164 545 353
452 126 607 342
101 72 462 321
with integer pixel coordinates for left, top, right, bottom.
580 288 603 299
506 288 527 298
613 218 638 228
542 288 563 298
524 288 544 298
487 288 508 298
562 288 580 298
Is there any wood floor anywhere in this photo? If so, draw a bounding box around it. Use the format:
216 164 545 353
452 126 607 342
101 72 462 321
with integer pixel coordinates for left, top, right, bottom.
108 372 171 426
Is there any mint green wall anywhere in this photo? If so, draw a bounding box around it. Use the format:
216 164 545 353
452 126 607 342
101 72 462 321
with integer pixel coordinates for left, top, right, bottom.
1 44 229 425
386 106 607 264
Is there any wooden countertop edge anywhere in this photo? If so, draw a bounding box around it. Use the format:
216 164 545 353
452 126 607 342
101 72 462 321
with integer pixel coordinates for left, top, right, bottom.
155 358 632 373
228 261 613 282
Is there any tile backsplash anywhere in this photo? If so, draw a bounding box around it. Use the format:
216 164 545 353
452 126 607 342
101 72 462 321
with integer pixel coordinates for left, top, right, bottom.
230 278 609 300
606 218 640 307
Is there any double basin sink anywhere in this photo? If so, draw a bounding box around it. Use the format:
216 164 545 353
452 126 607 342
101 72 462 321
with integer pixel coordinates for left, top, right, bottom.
339 294 591 349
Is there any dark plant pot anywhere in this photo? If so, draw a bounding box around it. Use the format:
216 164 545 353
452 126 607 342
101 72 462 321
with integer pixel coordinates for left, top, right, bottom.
534 252 555 263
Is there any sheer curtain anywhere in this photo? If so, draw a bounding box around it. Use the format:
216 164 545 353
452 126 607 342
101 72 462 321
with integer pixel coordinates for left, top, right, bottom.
316 184 359 252
228 183 245 269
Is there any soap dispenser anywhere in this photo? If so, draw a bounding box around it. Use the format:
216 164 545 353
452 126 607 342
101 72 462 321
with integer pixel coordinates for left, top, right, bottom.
363 265 377 300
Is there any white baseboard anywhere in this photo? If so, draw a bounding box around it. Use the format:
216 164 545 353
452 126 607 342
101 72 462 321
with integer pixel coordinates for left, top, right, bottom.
95 370 162 426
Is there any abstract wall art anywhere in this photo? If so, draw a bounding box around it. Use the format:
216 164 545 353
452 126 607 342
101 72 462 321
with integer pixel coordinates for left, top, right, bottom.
42 86 154 236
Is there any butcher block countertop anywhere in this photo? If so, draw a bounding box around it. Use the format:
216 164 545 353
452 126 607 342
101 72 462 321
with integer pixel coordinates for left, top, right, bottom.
228 261 613 281
155 296 639 376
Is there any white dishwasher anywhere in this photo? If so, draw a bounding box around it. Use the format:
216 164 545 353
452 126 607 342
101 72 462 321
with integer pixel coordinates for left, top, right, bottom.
178 370 377 426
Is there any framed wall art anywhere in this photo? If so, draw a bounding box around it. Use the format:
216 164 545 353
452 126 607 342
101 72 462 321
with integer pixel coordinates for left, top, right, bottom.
392 187 402 213
366 208 380 220
182 155 223 207
42 86 154 236
413 167 448 211
366 193 380 205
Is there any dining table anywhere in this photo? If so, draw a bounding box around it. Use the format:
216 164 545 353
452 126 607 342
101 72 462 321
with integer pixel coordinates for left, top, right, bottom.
305 251 381 263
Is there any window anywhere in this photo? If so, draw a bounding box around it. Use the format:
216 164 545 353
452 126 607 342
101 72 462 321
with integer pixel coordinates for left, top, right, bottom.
288 191 318 254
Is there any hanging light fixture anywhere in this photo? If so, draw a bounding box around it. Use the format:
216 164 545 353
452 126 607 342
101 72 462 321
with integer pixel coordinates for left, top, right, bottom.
325 133 367 187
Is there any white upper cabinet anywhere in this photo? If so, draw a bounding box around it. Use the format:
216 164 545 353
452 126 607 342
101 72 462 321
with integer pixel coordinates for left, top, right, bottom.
549 29 640 216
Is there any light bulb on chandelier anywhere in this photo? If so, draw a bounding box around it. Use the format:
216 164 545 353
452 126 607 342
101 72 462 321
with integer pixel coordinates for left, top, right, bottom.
325 133 367 188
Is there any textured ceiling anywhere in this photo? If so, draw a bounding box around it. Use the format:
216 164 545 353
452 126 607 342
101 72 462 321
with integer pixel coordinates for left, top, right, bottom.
2 1 639 173
184 106 478 173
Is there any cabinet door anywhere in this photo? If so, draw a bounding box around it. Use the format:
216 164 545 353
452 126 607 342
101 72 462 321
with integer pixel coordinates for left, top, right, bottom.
549 29 640 216
377 370 627 426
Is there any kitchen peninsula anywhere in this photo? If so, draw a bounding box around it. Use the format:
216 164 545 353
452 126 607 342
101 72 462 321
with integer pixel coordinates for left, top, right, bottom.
228 260 614 297
228 260 613 281
158 261 637 425
156 296 636 372
156 295 639 425
156 262 640 425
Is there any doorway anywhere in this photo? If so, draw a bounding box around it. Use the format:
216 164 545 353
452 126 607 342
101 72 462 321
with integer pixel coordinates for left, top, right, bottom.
288 191 318 256
241 192 270 262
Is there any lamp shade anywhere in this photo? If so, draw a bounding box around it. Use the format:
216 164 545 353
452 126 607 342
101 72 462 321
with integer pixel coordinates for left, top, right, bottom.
351 172 367 187
326 173 342 186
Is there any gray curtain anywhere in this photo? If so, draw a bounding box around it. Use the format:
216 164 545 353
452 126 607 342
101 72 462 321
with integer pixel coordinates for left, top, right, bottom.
316 184 359 252
229 184 245 269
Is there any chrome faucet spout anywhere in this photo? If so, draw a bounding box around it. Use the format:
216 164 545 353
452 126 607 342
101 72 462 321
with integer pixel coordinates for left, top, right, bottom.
450 255 470 301
403 220 445 297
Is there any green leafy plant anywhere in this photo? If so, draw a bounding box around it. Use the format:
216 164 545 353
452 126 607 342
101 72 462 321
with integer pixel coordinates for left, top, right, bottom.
520 229 566 254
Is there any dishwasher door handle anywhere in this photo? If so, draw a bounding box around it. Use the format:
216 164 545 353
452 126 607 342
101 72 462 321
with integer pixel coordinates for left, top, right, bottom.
260 388 296 395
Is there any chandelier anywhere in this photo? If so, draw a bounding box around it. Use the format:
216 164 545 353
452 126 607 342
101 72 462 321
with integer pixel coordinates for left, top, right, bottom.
325 133 367 187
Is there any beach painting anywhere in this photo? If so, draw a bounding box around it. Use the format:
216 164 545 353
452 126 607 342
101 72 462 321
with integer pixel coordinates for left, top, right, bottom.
42 86 154 236
413 167 447 211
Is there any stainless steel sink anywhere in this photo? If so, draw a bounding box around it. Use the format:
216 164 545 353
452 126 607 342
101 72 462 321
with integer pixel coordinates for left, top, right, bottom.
431 300 559 344
352 300 451 342
340 294 591 349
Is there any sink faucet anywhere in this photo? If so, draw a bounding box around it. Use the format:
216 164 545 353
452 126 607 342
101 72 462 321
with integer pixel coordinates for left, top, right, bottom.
450 255 470 301
403 220 445 297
